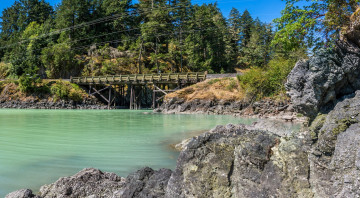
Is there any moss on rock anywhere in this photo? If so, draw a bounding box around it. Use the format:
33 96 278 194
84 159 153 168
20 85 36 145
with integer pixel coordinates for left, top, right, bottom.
309 113 327 142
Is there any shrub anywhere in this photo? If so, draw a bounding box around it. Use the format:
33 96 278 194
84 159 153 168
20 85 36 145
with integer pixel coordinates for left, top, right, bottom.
0 62 11 79
50 81 85 102
50 81 70 100
237 56 296 101
18 74 41 93
237 67 269 100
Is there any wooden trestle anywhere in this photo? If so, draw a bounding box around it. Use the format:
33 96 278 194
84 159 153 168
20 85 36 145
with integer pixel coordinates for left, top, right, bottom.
70 73 206 109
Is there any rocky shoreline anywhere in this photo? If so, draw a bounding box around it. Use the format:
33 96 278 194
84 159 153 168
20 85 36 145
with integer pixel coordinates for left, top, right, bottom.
0 99 108 109
155 97 304 122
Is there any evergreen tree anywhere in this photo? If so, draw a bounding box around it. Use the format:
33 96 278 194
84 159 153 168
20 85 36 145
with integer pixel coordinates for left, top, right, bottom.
227 7 242 69
239 10 253 49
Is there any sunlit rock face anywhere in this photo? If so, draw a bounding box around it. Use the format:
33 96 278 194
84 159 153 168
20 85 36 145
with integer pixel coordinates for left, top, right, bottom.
286 13 360 118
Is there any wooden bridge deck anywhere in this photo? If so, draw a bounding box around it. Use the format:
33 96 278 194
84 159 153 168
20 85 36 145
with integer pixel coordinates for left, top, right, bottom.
70 72 207 85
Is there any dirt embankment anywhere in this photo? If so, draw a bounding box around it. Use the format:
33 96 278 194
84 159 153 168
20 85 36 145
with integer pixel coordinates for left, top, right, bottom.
156 77 301 121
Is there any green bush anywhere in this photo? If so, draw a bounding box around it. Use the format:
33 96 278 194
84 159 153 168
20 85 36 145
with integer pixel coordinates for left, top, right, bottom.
0 62 11 79
50 81 70 100
18 74 41 93
50 81 85 102
237 56 296 101
237 67 269 100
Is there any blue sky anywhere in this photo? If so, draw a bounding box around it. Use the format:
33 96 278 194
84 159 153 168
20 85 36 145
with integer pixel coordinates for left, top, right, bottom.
0 0 286 23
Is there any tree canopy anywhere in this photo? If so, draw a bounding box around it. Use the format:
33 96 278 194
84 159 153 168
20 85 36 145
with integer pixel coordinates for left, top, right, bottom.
273 0 360 51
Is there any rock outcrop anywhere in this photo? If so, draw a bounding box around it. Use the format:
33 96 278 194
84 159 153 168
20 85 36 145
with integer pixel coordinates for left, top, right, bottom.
286 12 360 118
166 124 312 198
309 91 360 197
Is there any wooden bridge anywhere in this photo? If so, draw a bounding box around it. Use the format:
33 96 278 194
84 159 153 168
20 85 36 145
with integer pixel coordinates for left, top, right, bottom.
70 73 207 109
70 73 206 85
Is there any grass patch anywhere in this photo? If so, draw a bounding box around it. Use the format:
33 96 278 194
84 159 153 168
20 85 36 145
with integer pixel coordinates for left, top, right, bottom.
166 77 243 102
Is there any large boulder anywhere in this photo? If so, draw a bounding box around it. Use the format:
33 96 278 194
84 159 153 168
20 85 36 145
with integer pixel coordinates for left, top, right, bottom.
165 124 312 198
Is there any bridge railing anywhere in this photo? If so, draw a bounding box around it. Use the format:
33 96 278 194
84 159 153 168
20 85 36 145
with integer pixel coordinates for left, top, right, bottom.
70 72 207 85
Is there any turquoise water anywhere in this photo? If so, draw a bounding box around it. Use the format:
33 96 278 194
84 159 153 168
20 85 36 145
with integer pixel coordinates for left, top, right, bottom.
0 109 256 196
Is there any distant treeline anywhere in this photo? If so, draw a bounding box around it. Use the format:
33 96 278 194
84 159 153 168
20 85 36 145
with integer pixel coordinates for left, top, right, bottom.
0 0 278 79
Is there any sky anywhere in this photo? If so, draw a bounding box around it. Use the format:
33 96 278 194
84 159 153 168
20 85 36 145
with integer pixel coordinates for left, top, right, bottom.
0 0 287 23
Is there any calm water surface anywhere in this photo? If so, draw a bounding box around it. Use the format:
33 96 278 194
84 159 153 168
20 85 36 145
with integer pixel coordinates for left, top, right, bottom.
0 109 257 196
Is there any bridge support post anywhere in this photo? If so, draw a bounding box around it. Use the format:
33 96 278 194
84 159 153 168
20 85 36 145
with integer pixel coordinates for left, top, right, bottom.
130 84 133 110
108 86 112 110
152 84 156 109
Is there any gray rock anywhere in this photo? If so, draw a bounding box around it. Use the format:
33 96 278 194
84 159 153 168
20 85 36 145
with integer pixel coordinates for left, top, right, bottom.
286 22 360 118
165 124 312 198
309 91 360 197
5 189 37 198
120 167 172 198
156 97 293 119
39 168 125 198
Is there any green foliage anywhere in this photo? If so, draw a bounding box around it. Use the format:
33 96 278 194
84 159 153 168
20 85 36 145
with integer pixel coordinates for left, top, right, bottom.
237 67 268 100
41 42 81 79
237 55 297 100
50 81 84 102
0 62 11 79
273 0 360 51
18 73 41 93
0 0 323 96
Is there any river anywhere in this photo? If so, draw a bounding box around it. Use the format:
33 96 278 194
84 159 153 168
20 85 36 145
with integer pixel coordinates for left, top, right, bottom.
0 109 260 196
